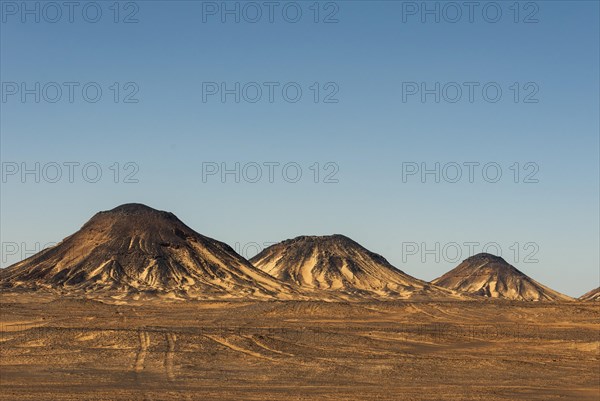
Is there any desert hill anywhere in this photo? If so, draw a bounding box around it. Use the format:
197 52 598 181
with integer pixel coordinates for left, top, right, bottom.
579 287 600 301
0 203 296 299
432 253 572 301
251 235 452 299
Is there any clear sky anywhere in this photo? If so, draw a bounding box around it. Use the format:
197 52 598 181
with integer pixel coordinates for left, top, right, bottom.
1 0 598 298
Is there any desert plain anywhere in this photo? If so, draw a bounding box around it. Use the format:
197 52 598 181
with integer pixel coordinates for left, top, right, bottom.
1 291 598 401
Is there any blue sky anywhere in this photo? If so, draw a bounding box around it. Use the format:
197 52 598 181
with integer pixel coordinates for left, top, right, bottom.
1 0 598 297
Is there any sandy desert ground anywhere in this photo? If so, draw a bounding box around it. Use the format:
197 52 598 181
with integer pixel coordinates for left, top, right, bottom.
1 292 598 401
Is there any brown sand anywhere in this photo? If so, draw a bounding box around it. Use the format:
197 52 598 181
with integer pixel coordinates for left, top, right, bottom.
1 291 598 401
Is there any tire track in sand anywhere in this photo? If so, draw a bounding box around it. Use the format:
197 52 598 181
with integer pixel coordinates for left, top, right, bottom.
164 332 176 381
204 334 276 361
134 330 150 373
